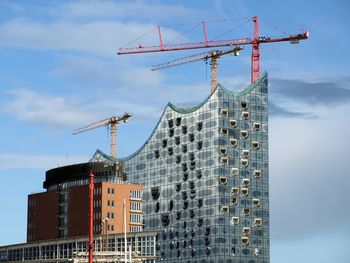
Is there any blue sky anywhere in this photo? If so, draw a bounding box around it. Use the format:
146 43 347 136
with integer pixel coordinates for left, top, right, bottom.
0 1 350 262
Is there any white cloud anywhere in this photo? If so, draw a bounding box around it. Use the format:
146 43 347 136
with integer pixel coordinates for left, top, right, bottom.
58 0 200 21
0 153 89 169
0 18 181 56
2 88 94 128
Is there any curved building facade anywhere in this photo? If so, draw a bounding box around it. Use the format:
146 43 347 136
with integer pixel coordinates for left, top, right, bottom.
92 74 270 263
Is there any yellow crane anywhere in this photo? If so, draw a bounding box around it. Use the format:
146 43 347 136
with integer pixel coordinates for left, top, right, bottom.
72 113 132 158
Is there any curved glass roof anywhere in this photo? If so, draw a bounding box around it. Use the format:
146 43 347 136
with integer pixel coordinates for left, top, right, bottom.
92 72 267 162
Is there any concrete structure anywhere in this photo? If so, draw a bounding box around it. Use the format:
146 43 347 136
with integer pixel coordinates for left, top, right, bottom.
27 162 143 242
93 74 270 263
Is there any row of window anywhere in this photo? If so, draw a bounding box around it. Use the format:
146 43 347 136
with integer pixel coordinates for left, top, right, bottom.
107 187 115 195
93 199 102 207
130 201 142 212
130 190 142 200
93 187 102 195
130 213 142 224
107 200 115 207
130 226 142 232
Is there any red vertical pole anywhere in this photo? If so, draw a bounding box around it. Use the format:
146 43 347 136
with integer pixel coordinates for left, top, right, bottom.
88 171 94 263
158 26 164 50
251 16 260 83
202 21 209 47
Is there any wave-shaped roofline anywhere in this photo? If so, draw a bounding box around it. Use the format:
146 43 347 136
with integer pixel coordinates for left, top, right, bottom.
93 72 267 162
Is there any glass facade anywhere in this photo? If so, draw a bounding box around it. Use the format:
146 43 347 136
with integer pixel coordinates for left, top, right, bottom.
122 74 270 263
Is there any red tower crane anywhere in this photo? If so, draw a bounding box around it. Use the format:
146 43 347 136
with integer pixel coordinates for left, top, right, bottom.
117 16 309 84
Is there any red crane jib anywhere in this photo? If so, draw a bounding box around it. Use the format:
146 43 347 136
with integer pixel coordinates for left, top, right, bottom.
117 16 309 84
116 32 308 55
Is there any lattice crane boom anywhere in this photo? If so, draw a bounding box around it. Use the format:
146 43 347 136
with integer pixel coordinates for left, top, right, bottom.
117 16 309 84
72 113 132 158
151 46 242 92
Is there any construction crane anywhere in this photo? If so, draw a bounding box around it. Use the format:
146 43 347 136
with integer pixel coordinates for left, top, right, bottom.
72 113 132 158
117 16 309 84
151 46 242 93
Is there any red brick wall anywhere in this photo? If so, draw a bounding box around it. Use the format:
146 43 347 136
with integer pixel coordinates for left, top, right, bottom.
27 191 58 242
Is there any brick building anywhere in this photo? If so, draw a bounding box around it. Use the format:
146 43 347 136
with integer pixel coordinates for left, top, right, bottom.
27 162 143 242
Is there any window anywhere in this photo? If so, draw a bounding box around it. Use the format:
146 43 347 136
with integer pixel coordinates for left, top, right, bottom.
231 216 239 225
130 226 142 232
253 122 261 131
230 138 238 147
161 214 170 226
241 237 250 246
168 119 174 128
241 159 249 167
220 147 227 155
197 122 203 131
130 201 142 212
220 206 229 214
189 152 195 161
241 130 249 139
252 199 261 208
242 150 250 158
241 188 249 197
252 141 260 150
168 147 173 156
242 227 251 236
220 108 228 116
231 187 240 196
254 218 262 227
241 101 248 110
231 168 239 176
242 208 250 216
220 128 228 135
190 190 196 199
254 170 261 179
130 213 142 224
231 196 238 206
229 119 237 127
219 176 228 185
154 150 160 159
221 157 229 164
242 179 250 187
241 111 249 120
176 117 182 126
151 187 160 200
130 190 142 200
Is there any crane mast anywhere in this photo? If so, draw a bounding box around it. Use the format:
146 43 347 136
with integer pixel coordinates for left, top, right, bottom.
72 113 132 158
117 16 309 84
